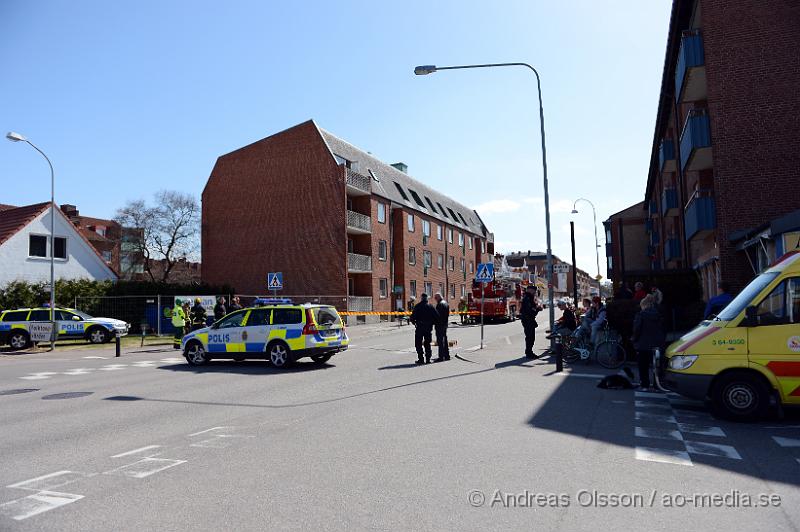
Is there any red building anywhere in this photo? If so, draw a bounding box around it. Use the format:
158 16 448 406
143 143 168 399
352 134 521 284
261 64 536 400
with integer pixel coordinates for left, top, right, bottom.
202 120 494 320
641 0 800 298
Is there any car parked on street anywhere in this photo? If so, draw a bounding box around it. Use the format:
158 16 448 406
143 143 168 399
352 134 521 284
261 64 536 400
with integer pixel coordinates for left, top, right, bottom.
0 307 130 349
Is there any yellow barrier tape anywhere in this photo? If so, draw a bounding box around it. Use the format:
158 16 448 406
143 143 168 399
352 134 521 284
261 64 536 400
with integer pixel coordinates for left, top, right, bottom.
339 311 482 316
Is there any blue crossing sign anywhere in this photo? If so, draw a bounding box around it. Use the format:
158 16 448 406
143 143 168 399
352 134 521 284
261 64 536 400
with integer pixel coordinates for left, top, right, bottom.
267 272 283 290
475 262 494 283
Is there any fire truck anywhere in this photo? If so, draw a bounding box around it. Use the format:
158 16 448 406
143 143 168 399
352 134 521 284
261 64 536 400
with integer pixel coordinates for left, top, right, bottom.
467 274 523 323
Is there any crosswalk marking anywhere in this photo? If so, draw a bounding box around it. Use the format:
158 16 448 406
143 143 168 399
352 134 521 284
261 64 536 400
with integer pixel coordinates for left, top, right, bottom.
635 426 684 441
685 441 742 460
635 447 693 466
772 436 800 448
19 372 58 380
99 364 128 371
635 411 677 423
676 423 726 437
62 368 95 376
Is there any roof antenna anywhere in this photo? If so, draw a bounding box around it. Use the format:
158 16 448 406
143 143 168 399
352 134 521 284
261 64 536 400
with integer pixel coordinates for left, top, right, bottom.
368 169 380 183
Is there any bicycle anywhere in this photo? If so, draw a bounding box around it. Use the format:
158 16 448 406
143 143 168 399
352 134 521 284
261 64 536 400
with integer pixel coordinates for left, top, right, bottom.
593 324 627 369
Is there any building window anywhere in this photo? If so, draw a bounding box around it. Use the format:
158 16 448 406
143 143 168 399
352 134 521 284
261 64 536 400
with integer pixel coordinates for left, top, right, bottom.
468 237 473 250
424 250 432 268
377 203 386 224
379 278 388 298
102 250 113 263
469 262 474 273
460 258 465 272
53 237 66 259
438 283 444 295
334 154 352 168
422 220 430 237
461 284 466 297
378 240 387 261
450 283 456 299
447 228 453 244
96 226 106 237
407 213 415 232
410 280 417 298
408 247 416 265
436 224 443 240
458 232 464 247
608 256 613 270
394 182 410 202
29 235 47 257
424 282 433 296
437 254 444 269
449 256 455 271
481 241 485 253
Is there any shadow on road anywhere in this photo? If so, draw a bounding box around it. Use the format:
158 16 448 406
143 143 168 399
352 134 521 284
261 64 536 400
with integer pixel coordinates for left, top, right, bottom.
156 360 334 375
494 356 537 369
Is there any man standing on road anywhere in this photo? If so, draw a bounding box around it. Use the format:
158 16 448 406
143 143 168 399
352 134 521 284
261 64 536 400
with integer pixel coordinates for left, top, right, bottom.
228 296 243 313
433 292 451 362
190 297 208 331
213 296 227 322
520 285 542 359
171 298 187 349
410 293 438 365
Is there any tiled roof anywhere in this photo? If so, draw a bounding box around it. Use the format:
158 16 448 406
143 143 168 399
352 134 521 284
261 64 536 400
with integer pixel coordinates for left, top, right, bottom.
318 126 489 238
0 203 50 246
0 203 18 212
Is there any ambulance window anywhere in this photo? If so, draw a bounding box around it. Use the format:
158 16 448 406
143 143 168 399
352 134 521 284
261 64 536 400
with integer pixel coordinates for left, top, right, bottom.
2 311 29 322
29 310 51 321
217 310 246 328
788 278 800 324
756 281 788 326
247 309 271 326
273 309 302 325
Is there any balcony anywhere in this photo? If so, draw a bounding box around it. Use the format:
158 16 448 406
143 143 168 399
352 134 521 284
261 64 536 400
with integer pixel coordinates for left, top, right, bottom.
665 237 681 262
659 139 676 173
347 252 372 273
347 296 373 312
684 191 716 241
661 188 679 216
680 109 712 172
345 168 371 196
346 210 371 234
675 29 706 102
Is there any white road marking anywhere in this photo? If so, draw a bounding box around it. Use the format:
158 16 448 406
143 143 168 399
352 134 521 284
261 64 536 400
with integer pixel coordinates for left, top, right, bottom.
188 426 231 437
0 491 83 521
159 357 185 363
635 391 669 399
98 364 128 371
634 400 672 409
131 361 158 368
104 457 186 479
111 445 161 458
772 436 800 447
635 447 692 466
19 372 58 380
62 368 95 376
635 427 684 441
82 356 107 359
677 423 726 437
685 441 742 460
7 471 90 491
190 434 255 449
634 411 677 423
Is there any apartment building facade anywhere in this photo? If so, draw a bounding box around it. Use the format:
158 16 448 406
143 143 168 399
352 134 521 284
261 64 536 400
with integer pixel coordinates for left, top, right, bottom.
202 120 494 319
603 202 650 288
506 251 595 301
642 0 800 299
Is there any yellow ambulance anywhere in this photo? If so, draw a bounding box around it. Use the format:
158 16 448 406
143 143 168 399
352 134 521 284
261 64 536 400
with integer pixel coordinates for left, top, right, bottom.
664 251 800 421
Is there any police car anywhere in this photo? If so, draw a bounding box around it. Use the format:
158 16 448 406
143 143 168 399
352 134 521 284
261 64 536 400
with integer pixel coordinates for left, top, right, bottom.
0 307 130 349
181 298 348 368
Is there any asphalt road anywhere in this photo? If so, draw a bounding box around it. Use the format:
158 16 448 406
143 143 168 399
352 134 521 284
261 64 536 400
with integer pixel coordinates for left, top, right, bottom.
1 319 800 531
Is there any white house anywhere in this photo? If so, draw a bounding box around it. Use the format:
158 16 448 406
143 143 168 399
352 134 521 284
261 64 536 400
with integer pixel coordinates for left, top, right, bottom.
0 202 117 286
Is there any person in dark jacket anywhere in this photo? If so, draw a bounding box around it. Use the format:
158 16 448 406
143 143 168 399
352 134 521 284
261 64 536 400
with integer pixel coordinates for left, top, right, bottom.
704 282 734 319
228 296 243 313
433 293 450 362
615 282 633 300
213 297 227 322
190 298 208 331
554 301 577 333
410 293 438 364
632 294 666 390
520 285 542 359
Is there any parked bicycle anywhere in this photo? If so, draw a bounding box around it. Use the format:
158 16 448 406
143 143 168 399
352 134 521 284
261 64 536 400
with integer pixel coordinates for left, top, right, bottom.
543 323 627 369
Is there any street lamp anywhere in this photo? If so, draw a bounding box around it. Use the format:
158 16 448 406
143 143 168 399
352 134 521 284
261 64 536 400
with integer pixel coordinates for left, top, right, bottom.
571 198 602 297
413 62 556 343
6 131 57 349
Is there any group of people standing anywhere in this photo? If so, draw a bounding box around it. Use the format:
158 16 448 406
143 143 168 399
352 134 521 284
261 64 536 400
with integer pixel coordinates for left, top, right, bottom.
170 296 243 349
409 292 451 364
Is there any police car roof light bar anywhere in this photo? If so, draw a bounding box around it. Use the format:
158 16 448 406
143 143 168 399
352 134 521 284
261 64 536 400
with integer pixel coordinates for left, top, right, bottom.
254 297 293 306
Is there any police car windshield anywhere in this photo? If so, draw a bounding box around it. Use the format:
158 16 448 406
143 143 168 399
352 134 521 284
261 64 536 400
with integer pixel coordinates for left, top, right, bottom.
716 271 779 321
313 307 341 327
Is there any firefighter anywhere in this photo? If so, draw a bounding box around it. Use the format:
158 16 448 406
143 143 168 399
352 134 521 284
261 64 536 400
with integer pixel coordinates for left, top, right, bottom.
171 298 187 349
190 297 208 331
520 285 542 359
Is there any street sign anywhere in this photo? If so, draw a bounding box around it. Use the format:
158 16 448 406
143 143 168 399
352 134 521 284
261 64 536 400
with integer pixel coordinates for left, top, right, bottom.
30 322 54 343
267 272 283 290
553 264 570 274
475 262 494 283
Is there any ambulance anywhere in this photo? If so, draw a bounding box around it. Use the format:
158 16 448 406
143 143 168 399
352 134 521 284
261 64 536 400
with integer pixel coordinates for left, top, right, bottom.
664 251 800 421
181 299 348 368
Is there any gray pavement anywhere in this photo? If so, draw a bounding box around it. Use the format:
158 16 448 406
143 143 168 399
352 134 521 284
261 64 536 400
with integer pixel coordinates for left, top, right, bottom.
1 320 799 531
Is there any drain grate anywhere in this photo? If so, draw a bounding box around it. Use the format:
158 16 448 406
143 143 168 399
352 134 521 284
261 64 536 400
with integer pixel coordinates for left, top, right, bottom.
41 391 94 400
0 388 39 396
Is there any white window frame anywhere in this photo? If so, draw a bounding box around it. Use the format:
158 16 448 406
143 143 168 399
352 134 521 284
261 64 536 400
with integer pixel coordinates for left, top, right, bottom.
449 256 455 271
460 258 465 272
437 224 443 240
422 219 431 237
377 203 386 224
468 237 473 250
408 247 416 265
437 254 444 269
410 280 417 298
447 228 453 244
28 234 48 258
379 278 388 298
407 213 415 232
378 240 387 261
458 232 464 247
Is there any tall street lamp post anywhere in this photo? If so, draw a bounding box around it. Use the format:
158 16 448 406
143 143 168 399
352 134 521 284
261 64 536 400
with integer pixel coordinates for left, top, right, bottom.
414 62 556 342
6 132 57 349
571 198 602 297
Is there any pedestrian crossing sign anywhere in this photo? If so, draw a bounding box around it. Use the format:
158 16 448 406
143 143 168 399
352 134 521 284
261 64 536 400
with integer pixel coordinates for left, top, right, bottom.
267 272 283 290
475 263 494 283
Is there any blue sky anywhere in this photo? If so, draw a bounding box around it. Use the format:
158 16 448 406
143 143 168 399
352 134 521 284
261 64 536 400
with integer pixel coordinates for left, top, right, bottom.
1 0 671 277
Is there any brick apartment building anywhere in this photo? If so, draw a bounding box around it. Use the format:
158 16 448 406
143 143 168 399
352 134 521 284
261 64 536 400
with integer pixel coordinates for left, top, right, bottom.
506 251 595 301
614 0 800 299
201 120 494 318
602 202 650 288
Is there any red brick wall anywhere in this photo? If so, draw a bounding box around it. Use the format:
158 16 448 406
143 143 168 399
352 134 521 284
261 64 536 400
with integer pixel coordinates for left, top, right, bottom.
202 121 347 296
702 0 800 289
369 197 392 312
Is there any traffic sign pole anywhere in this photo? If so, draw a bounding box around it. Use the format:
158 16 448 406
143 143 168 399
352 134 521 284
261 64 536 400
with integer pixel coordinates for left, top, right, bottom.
480 282 485 350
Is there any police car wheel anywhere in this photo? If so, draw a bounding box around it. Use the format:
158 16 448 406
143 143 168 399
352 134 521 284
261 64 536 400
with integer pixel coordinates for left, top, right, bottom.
9 331 29 350
311 354 332 364
185 342 209 366
711 372 770 422
87 327 109 344
268 342 292 368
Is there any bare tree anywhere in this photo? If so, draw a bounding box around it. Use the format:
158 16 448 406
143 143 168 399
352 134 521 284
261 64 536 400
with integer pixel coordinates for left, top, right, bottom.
115 190 200 283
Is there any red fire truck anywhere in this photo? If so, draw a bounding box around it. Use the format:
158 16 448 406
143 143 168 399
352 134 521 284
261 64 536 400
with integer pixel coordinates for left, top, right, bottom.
467 275 523 323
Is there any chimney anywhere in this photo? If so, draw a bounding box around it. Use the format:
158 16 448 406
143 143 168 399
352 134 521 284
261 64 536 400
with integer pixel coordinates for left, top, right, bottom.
60 204 81 225
390 162 408 174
